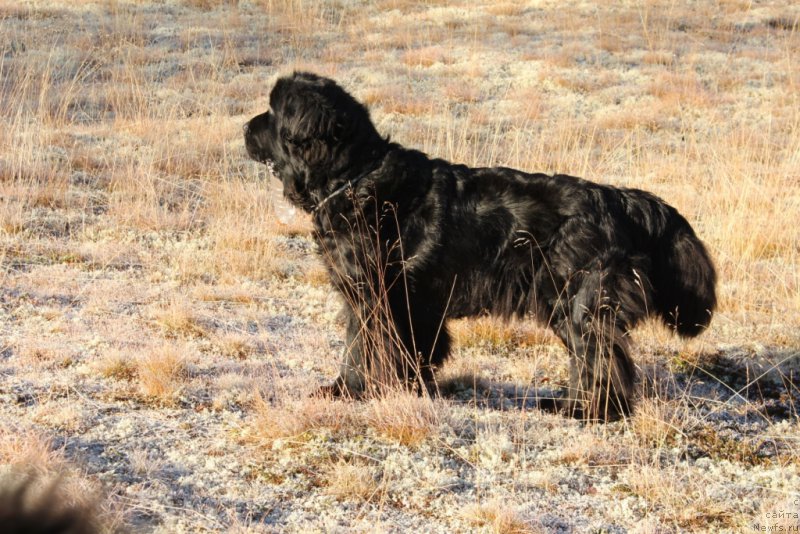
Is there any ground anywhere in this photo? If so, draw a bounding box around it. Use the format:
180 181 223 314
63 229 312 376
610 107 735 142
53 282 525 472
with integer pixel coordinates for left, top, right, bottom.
0 1 798 532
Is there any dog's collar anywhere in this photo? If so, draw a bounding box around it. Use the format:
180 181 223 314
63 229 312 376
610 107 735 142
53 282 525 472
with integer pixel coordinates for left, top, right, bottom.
311 164 380 214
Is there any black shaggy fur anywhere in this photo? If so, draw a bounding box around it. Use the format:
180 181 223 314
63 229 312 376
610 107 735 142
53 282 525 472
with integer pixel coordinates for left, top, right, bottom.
245 72 717 421
0 474 98 534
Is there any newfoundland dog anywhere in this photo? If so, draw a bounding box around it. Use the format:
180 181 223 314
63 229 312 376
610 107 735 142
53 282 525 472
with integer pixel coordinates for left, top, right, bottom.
244 72 716 421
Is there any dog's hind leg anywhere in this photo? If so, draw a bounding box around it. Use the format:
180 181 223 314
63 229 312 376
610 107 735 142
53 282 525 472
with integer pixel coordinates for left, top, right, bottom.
550 254 650 421
554 311 636 421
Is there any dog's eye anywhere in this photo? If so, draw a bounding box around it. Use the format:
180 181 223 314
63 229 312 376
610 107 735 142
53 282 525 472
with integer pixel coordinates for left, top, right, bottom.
280 127 302 147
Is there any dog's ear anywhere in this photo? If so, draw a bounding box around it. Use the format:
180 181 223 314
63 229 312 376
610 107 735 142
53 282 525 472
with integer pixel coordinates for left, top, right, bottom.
286 99 345 144
271 76 348 148
277 101 348 170
280 106 341 146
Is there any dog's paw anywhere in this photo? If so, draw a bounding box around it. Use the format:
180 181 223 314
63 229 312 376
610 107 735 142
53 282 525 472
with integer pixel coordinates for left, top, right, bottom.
313 377 362 400
535 388 633 422
535 393 590 421
535 395 571 415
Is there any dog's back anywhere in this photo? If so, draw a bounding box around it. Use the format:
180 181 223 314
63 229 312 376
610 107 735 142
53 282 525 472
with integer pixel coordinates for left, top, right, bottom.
424 164 716 336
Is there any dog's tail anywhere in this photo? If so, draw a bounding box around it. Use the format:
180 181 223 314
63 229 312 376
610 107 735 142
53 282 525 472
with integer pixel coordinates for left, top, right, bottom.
648 206 717 337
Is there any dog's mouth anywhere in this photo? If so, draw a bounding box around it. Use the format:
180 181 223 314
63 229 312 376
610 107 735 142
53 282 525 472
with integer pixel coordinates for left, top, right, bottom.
243 114 276 165
248 150 272 166
247 154 278 182
263 160 278 179
244 133 269 164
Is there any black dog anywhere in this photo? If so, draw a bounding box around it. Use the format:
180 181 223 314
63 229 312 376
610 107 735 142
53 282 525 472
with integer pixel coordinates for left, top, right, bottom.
245 72 716 421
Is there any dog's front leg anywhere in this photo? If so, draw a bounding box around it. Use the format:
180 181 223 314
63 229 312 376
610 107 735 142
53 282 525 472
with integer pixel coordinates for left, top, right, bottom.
319 295 442 397
319 298 407 397
317 306 367 398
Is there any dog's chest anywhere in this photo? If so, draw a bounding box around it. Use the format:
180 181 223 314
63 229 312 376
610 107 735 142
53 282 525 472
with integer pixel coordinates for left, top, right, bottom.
312 204 410 287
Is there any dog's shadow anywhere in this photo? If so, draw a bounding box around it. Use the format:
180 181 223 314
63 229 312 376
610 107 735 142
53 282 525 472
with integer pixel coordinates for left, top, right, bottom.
433 347 799 424
433 375 563 413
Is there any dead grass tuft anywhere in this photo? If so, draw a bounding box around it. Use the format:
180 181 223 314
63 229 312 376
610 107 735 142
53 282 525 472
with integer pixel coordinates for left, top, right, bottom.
250 391 353 443
0 427 63 473
594 105 665 132
31 403 85 433
642 50 675 66
365 392 439 446
463 500 540 534
197 178 309 281
402 46 453 68
622 463 741 529
94 349 138 381
127 448 164 479
150 298 207 338
214 332 256 360
107 164 199 233
0 199 28 235
136 343 191 403
485 3 526 17
451 317 553 349
647 71 716 108
302 263 331 287
322 460 383 502
557 436 627 467
509 85 544 123
442 82 481 103
193 286 256 304
629 397 688 448
363 87 434 116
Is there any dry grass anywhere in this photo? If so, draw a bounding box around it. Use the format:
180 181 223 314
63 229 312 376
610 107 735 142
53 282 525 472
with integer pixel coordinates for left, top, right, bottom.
322 460 383 502
628 397 689 449
556 434 628 468
463 499 540 534
0 428 118 531
250 389 439 447
0 427 64 474
127 448 164 480
213 331 255 360
365 392 440 446
94 349 138 381
13 340 64 369
31 402 86 433
250 391 354 443
622 462 741 529
451 317 554 350
135 342 191 403
150 298 207 338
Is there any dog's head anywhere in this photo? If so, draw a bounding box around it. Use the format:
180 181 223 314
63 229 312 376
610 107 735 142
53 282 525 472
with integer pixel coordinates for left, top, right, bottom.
244 72 387 212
